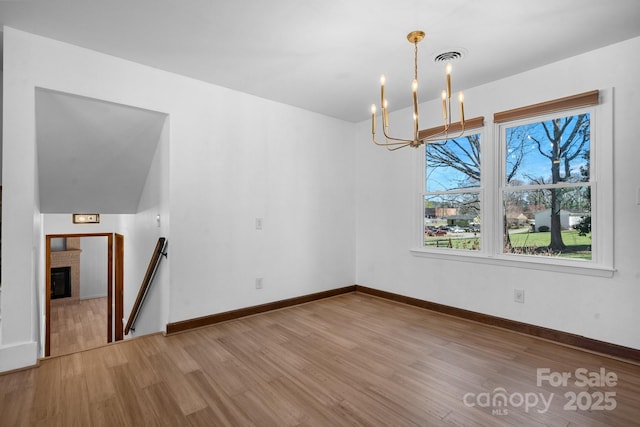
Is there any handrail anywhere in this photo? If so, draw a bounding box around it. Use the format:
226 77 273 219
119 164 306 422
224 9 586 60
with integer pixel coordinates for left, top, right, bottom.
124 237 167 335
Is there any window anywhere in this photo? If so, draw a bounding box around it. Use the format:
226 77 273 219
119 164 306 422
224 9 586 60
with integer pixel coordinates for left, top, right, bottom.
414 90 613 276
500 112 592 260
424 133 482 251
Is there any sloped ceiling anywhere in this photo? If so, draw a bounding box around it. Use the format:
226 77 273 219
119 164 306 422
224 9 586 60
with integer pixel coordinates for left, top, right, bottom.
35 89 167 214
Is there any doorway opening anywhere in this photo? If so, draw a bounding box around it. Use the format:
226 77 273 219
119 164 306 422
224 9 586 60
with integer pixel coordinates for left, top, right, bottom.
45 233 124 357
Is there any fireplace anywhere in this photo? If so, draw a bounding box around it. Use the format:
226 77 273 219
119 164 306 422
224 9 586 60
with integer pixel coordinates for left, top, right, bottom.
51 266 72 299
50 242 81 304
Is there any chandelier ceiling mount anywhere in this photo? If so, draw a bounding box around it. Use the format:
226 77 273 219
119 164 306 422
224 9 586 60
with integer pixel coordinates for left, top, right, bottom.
406 30 425 44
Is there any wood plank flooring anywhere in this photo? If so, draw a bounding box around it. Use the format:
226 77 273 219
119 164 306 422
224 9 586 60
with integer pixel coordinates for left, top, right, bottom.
50 297 108 356
2 292 639 426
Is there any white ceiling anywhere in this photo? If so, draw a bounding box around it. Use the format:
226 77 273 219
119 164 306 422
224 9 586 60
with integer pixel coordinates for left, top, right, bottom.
2 0 640 214
2 0 640 122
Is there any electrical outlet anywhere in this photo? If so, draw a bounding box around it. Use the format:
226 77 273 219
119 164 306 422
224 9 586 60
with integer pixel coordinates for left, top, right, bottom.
256 218 263 230
514 288 525 303
255 278 263 289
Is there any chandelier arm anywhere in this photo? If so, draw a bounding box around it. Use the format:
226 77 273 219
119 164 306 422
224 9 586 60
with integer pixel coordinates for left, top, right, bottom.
372 134 412 146
381 125 414 143
421 119 467 143
421 126 466 144
387 142 412 151
421 128 449 143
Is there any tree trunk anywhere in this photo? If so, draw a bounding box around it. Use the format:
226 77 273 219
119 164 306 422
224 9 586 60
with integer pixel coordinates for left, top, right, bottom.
549 189 566 251
548 135 566 251
503 213 513 251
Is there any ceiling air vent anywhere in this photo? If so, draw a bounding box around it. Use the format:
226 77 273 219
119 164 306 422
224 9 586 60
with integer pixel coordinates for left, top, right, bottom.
433 51 464 63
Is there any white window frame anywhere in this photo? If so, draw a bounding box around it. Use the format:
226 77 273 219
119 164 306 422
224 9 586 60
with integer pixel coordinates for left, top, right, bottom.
412 88 614 277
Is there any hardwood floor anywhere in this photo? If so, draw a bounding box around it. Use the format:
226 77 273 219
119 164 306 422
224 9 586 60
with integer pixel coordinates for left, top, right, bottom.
50 297 108 357
1 292 639 426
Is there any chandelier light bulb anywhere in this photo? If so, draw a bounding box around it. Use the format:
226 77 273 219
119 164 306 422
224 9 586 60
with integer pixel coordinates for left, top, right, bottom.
371 104 376 134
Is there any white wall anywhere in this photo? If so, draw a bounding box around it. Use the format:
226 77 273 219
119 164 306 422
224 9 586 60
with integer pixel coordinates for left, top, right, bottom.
1 27 356 371
79 236 108 300
168 96 356 323
0 69 3 182
124 116 170 337
356 36 640 350
1 35 42 370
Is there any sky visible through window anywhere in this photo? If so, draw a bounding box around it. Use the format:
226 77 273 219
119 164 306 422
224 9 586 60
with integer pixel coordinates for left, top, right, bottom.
506 113 590 186
426 135 480 193
425 114 590 192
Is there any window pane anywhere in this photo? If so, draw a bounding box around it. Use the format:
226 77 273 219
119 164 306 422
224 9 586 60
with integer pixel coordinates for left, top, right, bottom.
426 134 480 192
505 114 590 186
424 194 481 250
503 186 591 260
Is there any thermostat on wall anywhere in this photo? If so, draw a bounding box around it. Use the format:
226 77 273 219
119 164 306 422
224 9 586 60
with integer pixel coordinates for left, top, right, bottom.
72 213 100 224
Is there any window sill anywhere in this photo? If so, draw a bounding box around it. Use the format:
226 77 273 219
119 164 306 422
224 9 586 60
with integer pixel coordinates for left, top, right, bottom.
410 248 615 278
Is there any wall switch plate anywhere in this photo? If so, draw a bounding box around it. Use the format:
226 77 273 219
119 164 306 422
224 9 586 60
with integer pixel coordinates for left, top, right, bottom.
514 288 525 303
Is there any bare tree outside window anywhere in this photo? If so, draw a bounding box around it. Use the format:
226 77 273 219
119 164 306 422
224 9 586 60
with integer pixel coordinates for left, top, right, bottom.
424 134 481 250
417 91 608 269
503 113 591 259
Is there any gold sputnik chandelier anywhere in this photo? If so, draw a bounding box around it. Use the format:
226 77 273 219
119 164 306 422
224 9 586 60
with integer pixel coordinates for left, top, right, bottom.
371 30 466 150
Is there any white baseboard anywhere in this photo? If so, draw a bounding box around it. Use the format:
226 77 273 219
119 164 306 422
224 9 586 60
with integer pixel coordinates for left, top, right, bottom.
0 341 38 373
